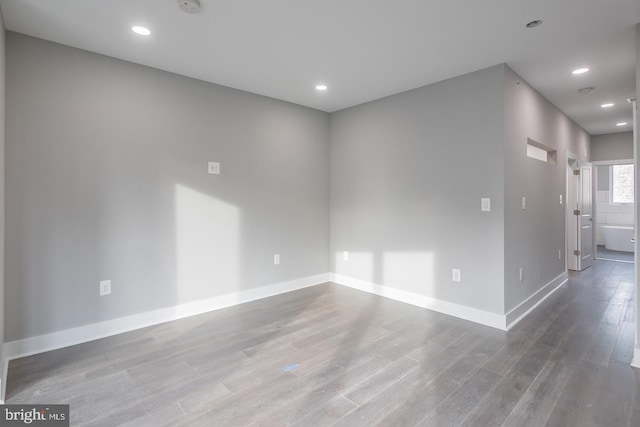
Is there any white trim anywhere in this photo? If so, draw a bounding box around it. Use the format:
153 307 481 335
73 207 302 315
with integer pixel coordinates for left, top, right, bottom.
4 274 329 361
505 272 568 329
592 158 634 166
330 273 507 330
632 347 640 369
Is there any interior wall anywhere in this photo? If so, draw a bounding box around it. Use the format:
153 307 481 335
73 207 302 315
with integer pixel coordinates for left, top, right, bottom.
0 8 6 399
5 33 330 342
591 131 634 162
634 23 640 367
330 65 506 315
503 66 591 313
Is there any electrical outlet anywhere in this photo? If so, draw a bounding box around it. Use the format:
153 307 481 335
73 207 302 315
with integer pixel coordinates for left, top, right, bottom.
208 161 220 175
343 251 349 261
452 268 461 282
558 249 562 260
100 280 111 296
481 198 491 212
274 254 280 265
521 197 526 210
519 267 524 282
559 195 563 205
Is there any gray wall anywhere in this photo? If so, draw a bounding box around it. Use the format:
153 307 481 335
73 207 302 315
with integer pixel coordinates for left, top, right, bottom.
503 66 590 313
5 33 330 341
330 65 506 315
596 165 610 191
0 10 5 396
635 23 640 360
591 132 634 162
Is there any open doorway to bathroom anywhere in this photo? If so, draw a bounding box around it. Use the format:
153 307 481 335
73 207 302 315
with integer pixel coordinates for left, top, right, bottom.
594 161 635 263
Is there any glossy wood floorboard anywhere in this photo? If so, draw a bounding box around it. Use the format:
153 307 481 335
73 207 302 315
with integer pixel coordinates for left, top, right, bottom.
6 260 640 426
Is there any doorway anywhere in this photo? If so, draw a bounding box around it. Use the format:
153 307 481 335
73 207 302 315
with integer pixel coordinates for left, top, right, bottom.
593 161 635 264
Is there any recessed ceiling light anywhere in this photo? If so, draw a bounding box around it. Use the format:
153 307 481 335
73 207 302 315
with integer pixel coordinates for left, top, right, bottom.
132 26 151 36
315 84 328 91
616 122 628 127
525 20 543 28
601 103 614 108
572 67 589 75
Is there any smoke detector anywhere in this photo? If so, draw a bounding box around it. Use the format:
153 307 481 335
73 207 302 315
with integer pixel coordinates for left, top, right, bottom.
178 0 201 13
577 87 595 95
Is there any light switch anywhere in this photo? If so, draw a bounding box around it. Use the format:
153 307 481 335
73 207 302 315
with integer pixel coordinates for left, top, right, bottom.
481 198 491 212
521 197 526 210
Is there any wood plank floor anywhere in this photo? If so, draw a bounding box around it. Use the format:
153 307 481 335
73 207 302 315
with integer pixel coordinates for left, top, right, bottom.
6 260 640 426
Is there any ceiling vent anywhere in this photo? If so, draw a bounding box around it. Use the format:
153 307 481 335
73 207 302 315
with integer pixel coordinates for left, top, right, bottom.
178 0 201 13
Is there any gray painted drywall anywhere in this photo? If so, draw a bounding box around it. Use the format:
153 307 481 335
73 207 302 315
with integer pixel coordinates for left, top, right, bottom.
5 33 330 341
0 11 5 399
503 66 590 313
591 132 634 162
596 165 609 191
330 65 505 314
635 23 640 359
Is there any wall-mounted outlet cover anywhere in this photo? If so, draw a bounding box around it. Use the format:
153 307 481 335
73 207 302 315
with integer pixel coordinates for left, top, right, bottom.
559 195 563 205
481 198 491 212
519 267 524 282
208 161 220 175
452 268 461 282
558 249 562 260
343 251 349 261
100 280 111 296
521 197 526 210
274 254 280 265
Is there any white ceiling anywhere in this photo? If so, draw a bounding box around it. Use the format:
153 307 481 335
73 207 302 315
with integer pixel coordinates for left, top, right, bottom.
1 0 638 135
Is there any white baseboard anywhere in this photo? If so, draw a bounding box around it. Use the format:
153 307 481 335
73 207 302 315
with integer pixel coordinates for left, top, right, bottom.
632 347 640 369
505 272 568 330
4 273 330 362
330 273 508 330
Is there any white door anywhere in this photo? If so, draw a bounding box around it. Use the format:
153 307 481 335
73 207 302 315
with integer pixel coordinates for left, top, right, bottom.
578 162 594 270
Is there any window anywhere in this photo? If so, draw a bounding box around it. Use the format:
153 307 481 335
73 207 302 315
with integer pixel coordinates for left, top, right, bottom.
610 164 634 204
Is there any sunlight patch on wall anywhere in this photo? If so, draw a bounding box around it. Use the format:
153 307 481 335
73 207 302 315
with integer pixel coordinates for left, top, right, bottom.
334 251 374 282
175 184 240 303
383 252 435 295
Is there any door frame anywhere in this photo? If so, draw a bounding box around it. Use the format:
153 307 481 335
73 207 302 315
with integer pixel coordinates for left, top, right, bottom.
567 153 596 271
567 154 579 271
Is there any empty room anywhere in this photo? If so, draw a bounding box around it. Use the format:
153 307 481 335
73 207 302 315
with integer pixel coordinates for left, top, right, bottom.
1 0 640 426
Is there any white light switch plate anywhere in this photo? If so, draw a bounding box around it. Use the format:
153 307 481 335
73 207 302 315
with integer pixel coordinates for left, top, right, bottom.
521 197 526 210
481 198 491 212
452 269 461 282
343 251 349 261
274 254 280 265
